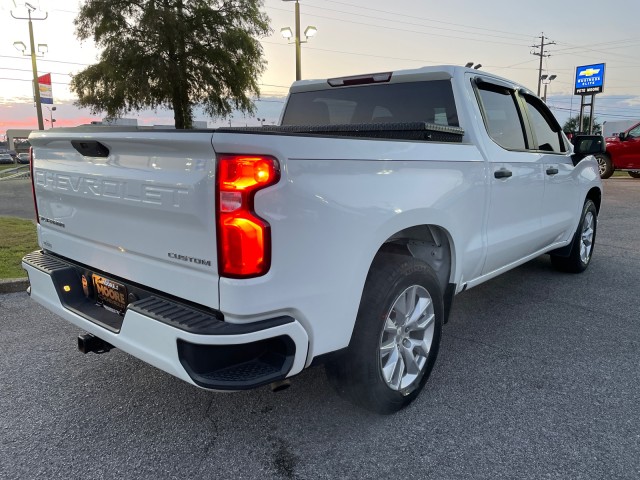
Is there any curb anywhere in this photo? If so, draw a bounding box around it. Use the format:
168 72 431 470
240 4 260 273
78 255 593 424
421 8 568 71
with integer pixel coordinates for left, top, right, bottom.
0 277 30 294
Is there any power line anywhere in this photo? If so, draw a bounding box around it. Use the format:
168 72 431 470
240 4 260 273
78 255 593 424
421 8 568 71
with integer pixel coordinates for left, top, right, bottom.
261 39 450 65
547 99 640 114
0 54 90 67
548 106 640 119
268 5 531 47
0 66 73 76
553 37 640 53
0 77 70 86
286 4 533 43
303 0 535 39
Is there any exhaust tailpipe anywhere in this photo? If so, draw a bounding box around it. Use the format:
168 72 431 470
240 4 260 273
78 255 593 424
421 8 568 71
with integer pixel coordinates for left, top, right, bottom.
270 379 291 392
78 333 114 354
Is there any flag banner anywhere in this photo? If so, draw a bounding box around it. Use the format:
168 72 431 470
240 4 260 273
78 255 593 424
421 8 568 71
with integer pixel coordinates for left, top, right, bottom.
38 73 53 104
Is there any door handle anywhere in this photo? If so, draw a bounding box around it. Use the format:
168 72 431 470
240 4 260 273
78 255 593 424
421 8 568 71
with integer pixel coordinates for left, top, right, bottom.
546 167 559 175
494 169 512 179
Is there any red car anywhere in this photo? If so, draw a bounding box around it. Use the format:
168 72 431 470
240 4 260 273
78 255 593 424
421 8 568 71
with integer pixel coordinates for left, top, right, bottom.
596 122 640 178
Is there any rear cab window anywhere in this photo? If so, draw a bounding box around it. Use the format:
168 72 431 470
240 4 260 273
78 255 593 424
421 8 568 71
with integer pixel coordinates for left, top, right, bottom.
281 80 459 127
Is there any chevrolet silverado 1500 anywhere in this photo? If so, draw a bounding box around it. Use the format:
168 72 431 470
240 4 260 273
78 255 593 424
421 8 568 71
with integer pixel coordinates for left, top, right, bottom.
23 66 604 413
596 121 640 178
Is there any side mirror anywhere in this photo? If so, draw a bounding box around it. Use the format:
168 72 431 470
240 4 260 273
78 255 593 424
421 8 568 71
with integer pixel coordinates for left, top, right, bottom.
619 132 627 141
573 135 605 155
571 135 605 166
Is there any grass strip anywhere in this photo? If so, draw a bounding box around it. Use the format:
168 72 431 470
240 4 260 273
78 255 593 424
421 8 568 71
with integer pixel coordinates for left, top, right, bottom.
0 217 38 279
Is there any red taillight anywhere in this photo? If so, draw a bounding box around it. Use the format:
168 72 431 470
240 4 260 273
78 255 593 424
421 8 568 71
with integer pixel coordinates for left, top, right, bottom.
29 147 39 224
216 155 280 278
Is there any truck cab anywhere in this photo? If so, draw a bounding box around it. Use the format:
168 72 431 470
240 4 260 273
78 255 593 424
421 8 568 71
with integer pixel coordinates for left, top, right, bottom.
597 122 640 178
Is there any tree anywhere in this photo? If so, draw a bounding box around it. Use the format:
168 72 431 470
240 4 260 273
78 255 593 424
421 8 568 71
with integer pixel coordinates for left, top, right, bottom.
71 0 271 129
562 115 601 135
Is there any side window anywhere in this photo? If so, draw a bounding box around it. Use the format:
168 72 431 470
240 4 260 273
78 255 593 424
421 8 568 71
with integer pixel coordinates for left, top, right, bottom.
628 125 640 138
476 83 527 150
523 97 565 153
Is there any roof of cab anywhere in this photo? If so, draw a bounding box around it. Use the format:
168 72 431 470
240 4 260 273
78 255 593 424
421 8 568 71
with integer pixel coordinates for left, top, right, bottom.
288 65 534 97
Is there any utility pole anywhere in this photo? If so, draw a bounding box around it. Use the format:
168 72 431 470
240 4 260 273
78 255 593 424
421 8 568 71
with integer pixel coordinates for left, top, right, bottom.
11 3 48 131
531 33 555 97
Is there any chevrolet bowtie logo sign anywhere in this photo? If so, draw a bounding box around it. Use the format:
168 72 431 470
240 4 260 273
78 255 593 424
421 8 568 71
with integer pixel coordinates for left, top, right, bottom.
579 68 601 77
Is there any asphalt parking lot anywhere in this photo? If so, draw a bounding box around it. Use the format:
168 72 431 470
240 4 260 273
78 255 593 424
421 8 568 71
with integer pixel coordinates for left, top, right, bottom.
1 179 639 479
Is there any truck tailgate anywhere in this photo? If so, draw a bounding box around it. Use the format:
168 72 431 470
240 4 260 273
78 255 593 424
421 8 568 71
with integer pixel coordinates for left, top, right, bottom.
29 130 220 309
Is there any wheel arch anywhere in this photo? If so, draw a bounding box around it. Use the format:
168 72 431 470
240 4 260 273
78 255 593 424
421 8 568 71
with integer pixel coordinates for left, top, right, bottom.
586 186 602 213
377 224 454 294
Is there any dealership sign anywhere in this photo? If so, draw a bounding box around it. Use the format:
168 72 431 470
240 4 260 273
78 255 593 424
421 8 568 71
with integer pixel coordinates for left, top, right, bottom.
574 63 605 95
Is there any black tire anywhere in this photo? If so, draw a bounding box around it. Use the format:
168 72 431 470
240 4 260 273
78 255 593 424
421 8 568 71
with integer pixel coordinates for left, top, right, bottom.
550 199 597 273
595 153 614 179
628 171 640 179
325 253 443 414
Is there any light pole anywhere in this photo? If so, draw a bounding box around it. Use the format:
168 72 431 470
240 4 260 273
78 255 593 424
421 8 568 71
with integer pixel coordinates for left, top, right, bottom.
281 0 317 81
540 74 557 103
45 106 56 128
11 3 48 131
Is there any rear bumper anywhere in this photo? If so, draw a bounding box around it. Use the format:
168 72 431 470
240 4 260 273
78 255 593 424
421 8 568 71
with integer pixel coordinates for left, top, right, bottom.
22 250 309 390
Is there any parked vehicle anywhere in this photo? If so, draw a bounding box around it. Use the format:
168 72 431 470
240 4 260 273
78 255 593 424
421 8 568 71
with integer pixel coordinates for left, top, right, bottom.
22 65 604 413
0 153 14 164
16 153 30 164
596 121 640 178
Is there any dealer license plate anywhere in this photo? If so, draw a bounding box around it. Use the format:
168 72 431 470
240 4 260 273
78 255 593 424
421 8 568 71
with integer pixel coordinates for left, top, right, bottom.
92 274 128 315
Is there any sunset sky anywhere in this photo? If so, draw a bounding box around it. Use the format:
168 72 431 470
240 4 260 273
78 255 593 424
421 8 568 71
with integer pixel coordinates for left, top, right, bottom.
2 0 640 136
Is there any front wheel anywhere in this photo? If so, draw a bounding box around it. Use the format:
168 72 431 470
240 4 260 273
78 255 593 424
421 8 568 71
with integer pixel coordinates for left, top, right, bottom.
325 254 443 414
595 153 614 179
628 171 640 179
551 199 597 273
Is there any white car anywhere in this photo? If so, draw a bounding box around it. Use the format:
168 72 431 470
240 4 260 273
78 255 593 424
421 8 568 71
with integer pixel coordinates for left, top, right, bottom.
23 65 604 413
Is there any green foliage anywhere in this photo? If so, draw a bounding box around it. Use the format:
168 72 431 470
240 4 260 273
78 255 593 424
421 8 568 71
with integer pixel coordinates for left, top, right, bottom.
563 115 601 134
71 0 271 128
0 217 38 279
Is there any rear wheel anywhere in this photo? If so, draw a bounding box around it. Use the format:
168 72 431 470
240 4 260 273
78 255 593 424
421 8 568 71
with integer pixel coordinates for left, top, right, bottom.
628 171 640 179
551 199 597 273
325 254 443 414
595 153 614 179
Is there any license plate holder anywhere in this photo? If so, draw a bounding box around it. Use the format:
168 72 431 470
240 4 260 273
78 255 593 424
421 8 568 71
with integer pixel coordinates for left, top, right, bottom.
92 274 128 316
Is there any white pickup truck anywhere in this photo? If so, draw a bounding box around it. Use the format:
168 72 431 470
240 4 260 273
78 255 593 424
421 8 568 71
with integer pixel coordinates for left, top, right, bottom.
23 66 604 413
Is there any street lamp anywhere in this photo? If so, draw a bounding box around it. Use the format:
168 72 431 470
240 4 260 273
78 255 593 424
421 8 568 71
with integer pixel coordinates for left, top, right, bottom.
45 106 56 128
11 3 48 131
281 0 317 81
541 74 557 103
